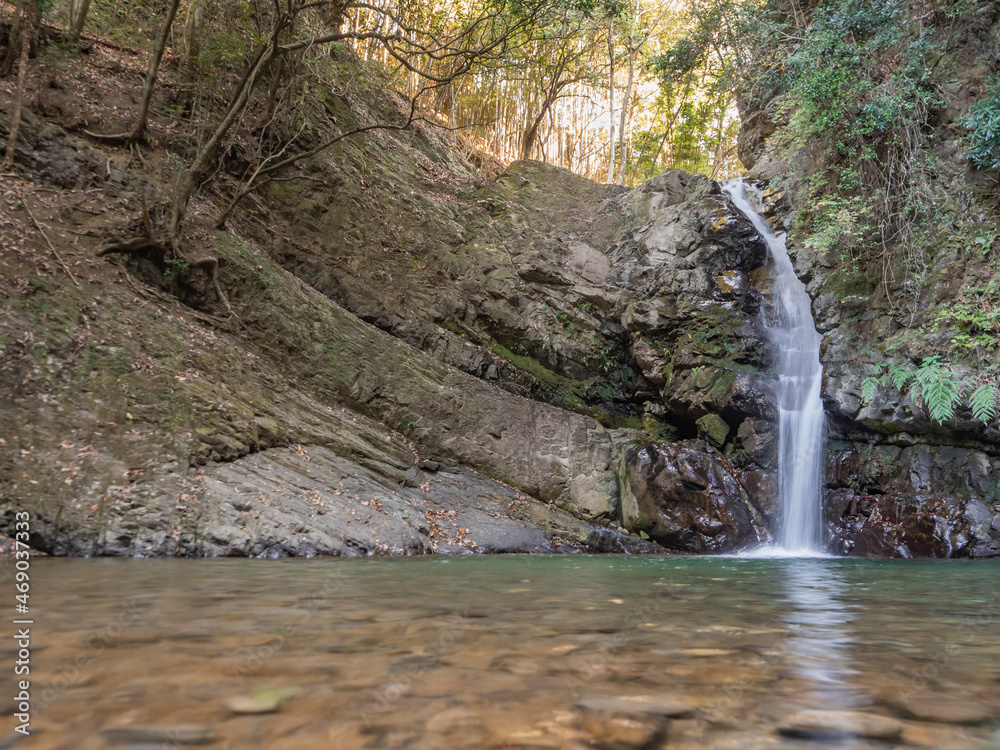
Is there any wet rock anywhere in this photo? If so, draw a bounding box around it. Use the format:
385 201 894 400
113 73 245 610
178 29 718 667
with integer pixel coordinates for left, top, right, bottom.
812 292 842 332
680 648 734 657
576 695 694 750
696 413 730 448
579 713 668 750
740 470 778 526
224 695 283 714
661 362 775 425
777 710 903 741
619 441 770 553
425 706 489 743
612 176 773 437
900 723 981 748
584 527 671 554
827 491 977 558
735 418 776 469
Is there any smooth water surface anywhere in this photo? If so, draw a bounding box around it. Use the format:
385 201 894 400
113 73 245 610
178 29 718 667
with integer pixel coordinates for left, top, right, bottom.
10 556 1000 749
723 180 826 553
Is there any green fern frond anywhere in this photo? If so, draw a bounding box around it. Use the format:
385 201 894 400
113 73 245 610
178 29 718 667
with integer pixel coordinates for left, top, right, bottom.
861 376 878 403
912 357 960 423
888 362 913 391
969 381 1000 424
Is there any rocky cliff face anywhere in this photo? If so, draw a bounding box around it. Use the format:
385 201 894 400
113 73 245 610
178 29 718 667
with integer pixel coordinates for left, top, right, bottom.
2 32 998 557
0 51 787 556
734 3 1000 558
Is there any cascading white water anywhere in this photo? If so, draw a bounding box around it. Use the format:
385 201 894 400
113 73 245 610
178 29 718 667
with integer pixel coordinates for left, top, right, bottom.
723 180 825 553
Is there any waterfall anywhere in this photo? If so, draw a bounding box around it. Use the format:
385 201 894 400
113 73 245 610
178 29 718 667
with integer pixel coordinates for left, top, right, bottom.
723 180 825 553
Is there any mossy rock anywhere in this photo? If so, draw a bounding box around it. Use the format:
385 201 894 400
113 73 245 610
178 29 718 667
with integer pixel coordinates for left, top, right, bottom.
696 413 730 447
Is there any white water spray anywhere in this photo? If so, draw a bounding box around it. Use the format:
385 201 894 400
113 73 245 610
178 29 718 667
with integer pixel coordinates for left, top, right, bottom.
723 180 826 553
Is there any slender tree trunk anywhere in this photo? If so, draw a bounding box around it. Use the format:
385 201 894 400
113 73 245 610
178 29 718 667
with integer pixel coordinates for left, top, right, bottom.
264 56 285 121
128 0 182 143
168 44 276 239
521 83 567 162
3 0 35 169
615 50 634 184
448 82 455 129
2 0 24 77
606 17 615 184
179 0 203 110
69 0 91 42
709 110 726 179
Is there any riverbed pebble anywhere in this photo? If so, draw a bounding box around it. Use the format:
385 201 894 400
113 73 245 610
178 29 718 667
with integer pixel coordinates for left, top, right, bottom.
894 696 993 725
776 710 903 741
101 725 215 745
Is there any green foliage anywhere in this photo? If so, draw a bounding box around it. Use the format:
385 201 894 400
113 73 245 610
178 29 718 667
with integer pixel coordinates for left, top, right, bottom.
87 0 165 46
860 373 878 403
804 193 872 273
933 264 1000 353
910 356 961 423
637 0 743 179
787 0 937 146
163 258 189 278
735 0 945 296
962 75 1000 171
888 362 912 392
861 359 1000 425
969 379 999 424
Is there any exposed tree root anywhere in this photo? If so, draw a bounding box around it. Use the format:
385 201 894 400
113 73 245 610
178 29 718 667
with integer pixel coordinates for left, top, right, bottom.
96 237 162 257
82 130 132 144
22 196 82 288
187 254 232 316
98 236 232 316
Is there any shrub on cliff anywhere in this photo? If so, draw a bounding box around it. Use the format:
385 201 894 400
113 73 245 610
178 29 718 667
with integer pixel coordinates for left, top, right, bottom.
964 75 1000 173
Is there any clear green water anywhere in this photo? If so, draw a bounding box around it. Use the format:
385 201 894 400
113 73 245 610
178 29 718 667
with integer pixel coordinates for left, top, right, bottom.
12 556 1000 749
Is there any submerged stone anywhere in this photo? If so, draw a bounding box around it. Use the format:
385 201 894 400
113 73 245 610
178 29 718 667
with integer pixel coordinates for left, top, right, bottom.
101 725 216 745
575 696 696 717
777 710 903 741
895 697 993 725
223 695 283 714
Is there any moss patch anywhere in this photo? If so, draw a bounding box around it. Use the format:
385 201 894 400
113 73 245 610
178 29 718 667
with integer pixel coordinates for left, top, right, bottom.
490 343 587 395
696 413 730 447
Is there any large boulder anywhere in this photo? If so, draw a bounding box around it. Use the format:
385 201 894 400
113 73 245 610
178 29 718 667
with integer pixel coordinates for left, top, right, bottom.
616 177 775 432
824 444 1000 557
619 441 771 553
825 491 998 558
